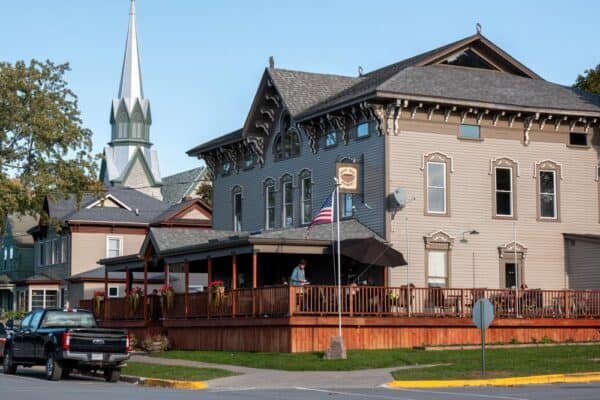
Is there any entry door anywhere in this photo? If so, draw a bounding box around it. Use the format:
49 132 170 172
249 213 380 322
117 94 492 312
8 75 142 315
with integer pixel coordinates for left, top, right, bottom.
505 263 517 288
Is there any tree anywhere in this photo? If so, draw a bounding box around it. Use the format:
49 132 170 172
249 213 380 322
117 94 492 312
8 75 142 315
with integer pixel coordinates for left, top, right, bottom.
573 64 600 94
0 60 100 221
196 182 213 206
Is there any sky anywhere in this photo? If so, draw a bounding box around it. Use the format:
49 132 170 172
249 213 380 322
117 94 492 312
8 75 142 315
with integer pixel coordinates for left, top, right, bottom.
1 0 598 177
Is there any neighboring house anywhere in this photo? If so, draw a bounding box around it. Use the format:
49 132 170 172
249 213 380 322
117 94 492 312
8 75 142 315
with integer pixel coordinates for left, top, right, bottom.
161 167 211 205
0 214 37 313
188 32 600 291
99 0 163 200
24 188 211 311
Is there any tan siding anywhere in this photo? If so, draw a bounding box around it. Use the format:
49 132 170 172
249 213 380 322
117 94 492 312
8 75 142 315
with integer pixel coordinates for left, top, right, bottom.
70 232 145 276
388 122 600 290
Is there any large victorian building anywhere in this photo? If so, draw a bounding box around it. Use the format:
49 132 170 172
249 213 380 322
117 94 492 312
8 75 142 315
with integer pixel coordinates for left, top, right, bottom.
189 32 600 290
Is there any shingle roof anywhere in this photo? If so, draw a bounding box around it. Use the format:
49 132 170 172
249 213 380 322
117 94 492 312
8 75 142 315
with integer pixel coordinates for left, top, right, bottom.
267 68 359 116
150 198 212 225
49 188 169 225
160 167 208 205
149 227 242 253
377 65 600 113
3 214 38 246
69 266 164 281
187 128 243 156
253 219 384 242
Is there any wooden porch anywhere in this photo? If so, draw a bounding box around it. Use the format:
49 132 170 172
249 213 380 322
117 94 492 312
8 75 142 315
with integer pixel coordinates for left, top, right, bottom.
81 285 600 352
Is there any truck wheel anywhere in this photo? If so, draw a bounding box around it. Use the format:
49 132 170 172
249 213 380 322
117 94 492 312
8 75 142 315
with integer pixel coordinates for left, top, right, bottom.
104 368 121 383
3 348 17 374
45 352 63 381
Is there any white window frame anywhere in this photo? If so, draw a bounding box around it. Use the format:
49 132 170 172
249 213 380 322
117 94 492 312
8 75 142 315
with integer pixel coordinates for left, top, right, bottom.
264 183 275 230
427 250 448 288
300 175 312 225
106 236 123 258
495 167 513 217
427 162 447 214
282 180 294 228
539 169 557 219
108 285 120 298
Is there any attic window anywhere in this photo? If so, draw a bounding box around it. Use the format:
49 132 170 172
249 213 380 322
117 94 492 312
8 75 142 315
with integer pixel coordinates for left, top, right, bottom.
569 132 588 147
440 49 496 70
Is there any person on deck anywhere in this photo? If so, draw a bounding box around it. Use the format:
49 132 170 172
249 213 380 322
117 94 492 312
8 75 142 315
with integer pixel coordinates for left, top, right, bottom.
290 259 309 286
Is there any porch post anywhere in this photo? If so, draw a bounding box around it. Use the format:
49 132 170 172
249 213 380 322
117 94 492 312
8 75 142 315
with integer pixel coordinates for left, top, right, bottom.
383 266 388 288
207 257 213 283
143 260 149 321
184 261 190 318
103 267 109 320
163 262 169 319
252 252 257 316
232 255 237 317
125 267 131 295
164 263 169 286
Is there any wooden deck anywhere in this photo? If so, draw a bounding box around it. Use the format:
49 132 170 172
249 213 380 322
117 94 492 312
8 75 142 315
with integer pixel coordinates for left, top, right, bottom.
80 286 600 352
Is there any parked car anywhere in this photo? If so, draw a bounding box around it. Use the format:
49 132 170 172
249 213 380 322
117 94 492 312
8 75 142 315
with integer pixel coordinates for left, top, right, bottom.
2 308 130 381
0 322 6 361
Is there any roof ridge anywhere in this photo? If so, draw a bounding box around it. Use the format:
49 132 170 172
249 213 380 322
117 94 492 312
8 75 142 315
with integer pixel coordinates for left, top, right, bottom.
268 67 357 80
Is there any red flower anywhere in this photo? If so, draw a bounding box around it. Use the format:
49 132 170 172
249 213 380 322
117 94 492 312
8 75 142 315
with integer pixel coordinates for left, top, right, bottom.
208 280 224 288
94 290 104 297
159 284 173 294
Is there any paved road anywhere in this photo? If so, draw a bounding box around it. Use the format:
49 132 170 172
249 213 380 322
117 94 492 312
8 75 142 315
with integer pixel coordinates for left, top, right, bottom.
2 367 600 400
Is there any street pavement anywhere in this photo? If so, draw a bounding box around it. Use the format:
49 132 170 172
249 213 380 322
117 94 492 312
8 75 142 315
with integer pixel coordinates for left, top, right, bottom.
2 366 600 400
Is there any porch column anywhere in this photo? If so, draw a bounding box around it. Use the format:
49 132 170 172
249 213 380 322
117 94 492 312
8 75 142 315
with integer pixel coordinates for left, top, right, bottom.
163 263 169 319
207 257 213 283
143 260 149 321
125 267 131 295
103 267 108 320
164 263 169 286
232 255 237 317
383 266 388 288
184 261 190 318
252 252 258 316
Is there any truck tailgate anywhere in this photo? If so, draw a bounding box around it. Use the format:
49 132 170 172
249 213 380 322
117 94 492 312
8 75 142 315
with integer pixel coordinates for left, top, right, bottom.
68 329 128 354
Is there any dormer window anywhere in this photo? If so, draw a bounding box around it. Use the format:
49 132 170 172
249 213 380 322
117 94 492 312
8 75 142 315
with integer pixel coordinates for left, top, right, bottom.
441 49 496 70
274 129 301 161
222 161 232 176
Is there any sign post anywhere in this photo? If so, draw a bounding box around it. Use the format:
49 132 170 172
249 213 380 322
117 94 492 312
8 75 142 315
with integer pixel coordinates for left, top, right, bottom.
472 298 494 377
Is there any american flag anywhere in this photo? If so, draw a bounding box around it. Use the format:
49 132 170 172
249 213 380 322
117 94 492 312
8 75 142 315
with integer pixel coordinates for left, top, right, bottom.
306 193 334 237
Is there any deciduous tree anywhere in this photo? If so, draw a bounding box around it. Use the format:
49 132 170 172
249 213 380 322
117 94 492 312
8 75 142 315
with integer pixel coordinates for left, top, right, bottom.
0 60 100 221
573 64 600 94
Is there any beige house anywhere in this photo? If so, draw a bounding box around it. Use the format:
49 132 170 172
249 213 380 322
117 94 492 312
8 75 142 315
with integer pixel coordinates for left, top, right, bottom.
23 189 212 311
188 31 600 291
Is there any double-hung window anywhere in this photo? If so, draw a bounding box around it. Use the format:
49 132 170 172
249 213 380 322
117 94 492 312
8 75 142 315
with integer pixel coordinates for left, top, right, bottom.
282 179 294 228
301 175 312 225
495 167 513 216
427 250 448 288
107 237 122 258
427 162 446 214
539 170 557 219
264 181 275 230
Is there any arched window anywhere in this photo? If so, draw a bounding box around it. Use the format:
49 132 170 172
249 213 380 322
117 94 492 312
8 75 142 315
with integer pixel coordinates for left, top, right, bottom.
131 111 143 139
281 175 294 228
232 186 243 232
273 115 301 161
263 178 275 230
299 170 312 225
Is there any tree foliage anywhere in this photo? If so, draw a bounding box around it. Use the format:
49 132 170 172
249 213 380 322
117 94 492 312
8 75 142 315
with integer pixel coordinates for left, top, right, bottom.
0 60 100 220
196 182 213 206
573 64 600 94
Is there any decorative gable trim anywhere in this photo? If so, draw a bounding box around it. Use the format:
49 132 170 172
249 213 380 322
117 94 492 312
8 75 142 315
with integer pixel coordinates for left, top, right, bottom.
424 230 455 250
498 240 528 259
85 194 132 212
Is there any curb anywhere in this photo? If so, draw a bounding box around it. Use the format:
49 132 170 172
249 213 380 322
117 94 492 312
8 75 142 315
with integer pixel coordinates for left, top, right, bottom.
121 375 208 390
386 372 600 388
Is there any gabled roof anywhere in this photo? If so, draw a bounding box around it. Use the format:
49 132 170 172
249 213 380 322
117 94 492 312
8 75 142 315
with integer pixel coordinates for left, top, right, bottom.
46 187 169 225
160 167 209 205
150 197 212 227
143 227 240 254
2 214 38 246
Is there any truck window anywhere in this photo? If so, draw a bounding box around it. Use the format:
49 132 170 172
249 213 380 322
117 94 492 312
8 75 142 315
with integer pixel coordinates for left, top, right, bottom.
40 311 96 328
20 313 33 330
30 311 44 330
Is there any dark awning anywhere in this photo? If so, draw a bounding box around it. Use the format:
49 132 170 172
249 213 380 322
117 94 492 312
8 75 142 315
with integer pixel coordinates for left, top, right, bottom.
339 238 407 267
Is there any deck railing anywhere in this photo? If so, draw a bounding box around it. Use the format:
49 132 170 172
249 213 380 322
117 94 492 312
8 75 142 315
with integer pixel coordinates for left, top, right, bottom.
83 285 600 321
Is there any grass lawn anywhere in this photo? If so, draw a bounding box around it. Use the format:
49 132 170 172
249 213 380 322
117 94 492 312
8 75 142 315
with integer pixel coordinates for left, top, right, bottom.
122 362 238 381
151 345 600 378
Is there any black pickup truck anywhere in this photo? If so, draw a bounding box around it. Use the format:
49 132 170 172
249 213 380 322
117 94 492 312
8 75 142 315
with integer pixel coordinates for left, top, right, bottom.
2 308 130 382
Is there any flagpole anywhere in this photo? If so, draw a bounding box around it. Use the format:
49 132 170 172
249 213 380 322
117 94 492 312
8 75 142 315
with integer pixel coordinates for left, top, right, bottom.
335 180 342 337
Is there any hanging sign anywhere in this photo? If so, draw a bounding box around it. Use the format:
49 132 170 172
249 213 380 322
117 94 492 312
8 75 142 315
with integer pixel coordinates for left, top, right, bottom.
336 162 360 193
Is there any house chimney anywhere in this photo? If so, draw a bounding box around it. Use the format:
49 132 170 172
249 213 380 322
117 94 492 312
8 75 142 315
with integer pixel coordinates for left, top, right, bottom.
268 56 275 69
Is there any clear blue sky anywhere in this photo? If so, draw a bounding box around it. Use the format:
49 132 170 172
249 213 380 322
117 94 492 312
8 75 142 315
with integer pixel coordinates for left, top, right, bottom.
1 0 598 177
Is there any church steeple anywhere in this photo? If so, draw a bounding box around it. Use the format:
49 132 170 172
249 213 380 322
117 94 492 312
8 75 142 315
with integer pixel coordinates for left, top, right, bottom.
118 0 144 100
101 0 163 200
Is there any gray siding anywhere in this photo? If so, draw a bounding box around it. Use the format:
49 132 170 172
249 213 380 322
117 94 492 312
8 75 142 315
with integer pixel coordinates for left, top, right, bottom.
566 238 600 289
33 229 69 280
212 125 385 237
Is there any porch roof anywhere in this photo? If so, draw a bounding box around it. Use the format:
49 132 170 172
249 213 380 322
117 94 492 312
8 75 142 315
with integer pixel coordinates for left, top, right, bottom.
103 219 389 271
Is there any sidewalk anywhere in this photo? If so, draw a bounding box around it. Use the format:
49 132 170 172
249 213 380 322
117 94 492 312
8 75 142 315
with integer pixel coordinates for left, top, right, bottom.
130 354 444 389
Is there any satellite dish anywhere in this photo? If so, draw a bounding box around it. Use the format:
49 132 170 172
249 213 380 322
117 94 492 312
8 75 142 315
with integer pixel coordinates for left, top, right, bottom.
392 188 407 209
